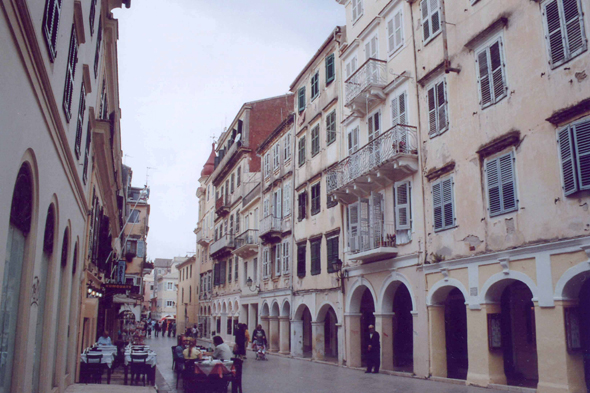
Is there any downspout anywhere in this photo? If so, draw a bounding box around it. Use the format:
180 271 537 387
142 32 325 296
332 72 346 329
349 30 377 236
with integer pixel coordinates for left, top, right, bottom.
440 0 460 74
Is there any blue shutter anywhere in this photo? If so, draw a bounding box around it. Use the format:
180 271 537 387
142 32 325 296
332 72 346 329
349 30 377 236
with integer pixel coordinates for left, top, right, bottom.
486 157 501 215
563 0 587 59
573 120 590 191
499 153 517 212
559 127 578 195
395 181 411 230
432 181 443 230
442 178 454 228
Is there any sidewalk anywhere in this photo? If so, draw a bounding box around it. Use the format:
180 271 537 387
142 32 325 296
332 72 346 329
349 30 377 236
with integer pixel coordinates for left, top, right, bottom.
65 384 156 393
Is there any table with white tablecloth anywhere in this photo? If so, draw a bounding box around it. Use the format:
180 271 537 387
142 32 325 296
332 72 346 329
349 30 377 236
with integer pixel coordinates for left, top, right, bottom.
80 352 115 368
123 349 157 385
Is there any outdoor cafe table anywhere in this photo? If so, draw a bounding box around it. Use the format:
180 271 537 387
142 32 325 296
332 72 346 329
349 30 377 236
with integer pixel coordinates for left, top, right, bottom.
123 349 157 385
79 351 114 384
188 358 235 392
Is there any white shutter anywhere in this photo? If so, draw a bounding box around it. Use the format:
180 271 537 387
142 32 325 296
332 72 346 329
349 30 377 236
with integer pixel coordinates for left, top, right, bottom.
395 182 411 230
283 242 290 273
442 177 454 228
476 47 492 107
352 0 359 21
275 244 281 275
365 41 372 61
284 183 291 216
573 120 590 191
430 0 441 36
394 10 404 50
276 188 282 219
544 0 566 67
563 0 587 58
436 80 447 133
387 18 395 53
348 203 359 251
432 181 443 230
263 197 269 217
372 36 379 59
421 0 430 42
391 96 399 126
346 61 352 79
427 86 437 137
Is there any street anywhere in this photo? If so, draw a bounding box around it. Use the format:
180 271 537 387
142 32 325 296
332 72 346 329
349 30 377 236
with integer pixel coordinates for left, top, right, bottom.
145 336 506 393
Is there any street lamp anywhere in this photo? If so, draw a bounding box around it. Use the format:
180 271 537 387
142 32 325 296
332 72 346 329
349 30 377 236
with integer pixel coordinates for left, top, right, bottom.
332 258 348 294
245 277 259 292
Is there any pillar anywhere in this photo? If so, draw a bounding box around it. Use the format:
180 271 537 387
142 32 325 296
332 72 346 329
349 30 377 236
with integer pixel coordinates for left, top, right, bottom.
260 315 269 343
375 313 394 371
268 316 279 352
291 320 304 357
336 323 345 365
220 313 227 340
466 303 505 387
428 305 447 378
345 313 362 368
312 321 325 361
411 311 428 378
536 301 586 393
279 316 290 355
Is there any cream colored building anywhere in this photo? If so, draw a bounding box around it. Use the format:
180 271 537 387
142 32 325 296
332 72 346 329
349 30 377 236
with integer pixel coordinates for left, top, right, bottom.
176 256 197 334
155 262 180 320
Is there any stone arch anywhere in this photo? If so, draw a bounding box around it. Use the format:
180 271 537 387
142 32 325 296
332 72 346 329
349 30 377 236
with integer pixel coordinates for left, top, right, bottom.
379 272 417 312
316 301 339 323
222 301 228 314
293 302 312 320
480 271 539 304
427 278 469 306
260 301 270 317
346 277 378 313
554 255 590 300
271 300 280 317
207 306 211 315
280 299 291 318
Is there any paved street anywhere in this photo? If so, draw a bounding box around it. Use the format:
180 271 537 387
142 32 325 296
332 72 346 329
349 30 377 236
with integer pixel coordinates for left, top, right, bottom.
145 336 507 393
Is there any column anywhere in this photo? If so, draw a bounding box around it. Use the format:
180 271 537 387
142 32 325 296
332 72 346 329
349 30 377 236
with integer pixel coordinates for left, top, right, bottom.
412 311 428 378
269 316 279 352
345 313 362 368
466 303 505 387
312 321 325 361
291 320 303 357
374 313 394 372
260 315 270 344
336 323 345 365
428 305 447 378
279 316 290 354
220 313 227 341
536 301 585 393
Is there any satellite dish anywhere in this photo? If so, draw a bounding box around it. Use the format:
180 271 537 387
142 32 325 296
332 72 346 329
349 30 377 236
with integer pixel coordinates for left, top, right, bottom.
234 133 242 143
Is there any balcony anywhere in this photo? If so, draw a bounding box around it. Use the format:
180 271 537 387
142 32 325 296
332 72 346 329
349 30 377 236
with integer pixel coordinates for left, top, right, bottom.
349 221 397 263
196 228 213 246
215 196 230 217
345 58 387 116
233 229 259 259
259 215 282 243
326 125 419 205
210 234 235 258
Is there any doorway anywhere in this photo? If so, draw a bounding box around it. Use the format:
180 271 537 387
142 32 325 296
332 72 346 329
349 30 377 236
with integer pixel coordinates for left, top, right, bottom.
444 288 468 380
392 284 413 371
360 288 376 367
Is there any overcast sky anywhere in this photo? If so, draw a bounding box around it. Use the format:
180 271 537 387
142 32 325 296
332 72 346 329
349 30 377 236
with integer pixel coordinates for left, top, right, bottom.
113 1 344 260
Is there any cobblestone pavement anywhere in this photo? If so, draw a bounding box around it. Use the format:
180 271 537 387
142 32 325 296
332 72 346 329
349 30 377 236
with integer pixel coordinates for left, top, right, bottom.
145 336 507 393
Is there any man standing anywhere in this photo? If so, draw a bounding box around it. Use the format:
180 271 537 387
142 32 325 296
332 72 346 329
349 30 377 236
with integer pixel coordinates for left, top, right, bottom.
365 325 380 374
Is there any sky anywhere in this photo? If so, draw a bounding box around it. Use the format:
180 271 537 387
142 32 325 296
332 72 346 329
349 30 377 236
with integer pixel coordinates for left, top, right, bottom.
113 0 345 260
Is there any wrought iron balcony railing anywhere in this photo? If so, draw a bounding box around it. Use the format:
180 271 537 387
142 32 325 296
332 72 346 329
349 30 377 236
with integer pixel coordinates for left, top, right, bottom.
326 124 418 195
260 215 281 236
210 234 235 256
345 58 387 107
234 229 260 248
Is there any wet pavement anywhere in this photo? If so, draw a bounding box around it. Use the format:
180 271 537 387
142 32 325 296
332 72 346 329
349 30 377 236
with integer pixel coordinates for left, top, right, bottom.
145 335 507 393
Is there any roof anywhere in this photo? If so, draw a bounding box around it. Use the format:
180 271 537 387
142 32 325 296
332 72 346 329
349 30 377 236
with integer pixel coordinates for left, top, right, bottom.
153 258 173 268
257 113 295 154
176 255 196 268
201 143 216 177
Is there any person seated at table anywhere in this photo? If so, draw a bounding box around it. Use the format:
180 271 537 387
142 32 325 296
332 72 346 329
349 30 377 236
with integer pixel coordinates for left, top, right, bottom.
204 336 233 361
183 339 202 360
97 331 112 346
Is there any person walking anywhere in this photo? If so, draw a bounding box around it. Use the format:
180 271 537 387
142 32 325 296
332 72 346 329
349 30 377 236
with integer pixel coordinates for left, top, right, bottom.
252 324 267 349
244 325 250 359
192 324 198 338
365 325 381 374
171 321 177 337
234 324 246 359
154 322 161 337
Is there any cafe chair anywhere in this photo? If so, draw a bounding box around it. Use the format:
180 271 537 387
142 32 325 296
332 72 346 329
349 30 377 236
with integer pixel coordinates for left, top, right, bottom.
85 353 104 384
230 358 243 393
129 353 149 386
181 359 197 392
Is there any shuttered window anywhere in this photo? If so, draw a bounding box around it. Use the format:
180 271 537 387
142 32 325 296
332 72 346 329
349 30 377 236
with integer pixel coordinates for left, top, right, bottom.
543 0 587 69
228 258 232 282
63 25 79 122
74 83 86 159
395 181 411 230
345 56 358 79
310 239 321 276
326 53 335 84
347 203 359 252
388 9 404 54
432 176 455 231
42 0 62 61
82 121 92 184
284 134 292 161
368 111 381 141
298 192 307 221
283 182 292 217
220 260 226 285
326 236 339 273
282 241 290 274
421 0 441 44
262 248 270 279
89 0 97 36
326 111 337 145
311 125 320 156
264 153 270 178
486 152 518 216
311 71 320 100
365 35 379 60
352 0 364 23
275 244 282 276
231 174 235 193
273 142 280 170
237 167 241 187
427 79 448 137
311 183 321 215
297 243 306 277
298 86 306 112
391 91 407 126
476 37 507 109
558 118 590 196
298 136 306 167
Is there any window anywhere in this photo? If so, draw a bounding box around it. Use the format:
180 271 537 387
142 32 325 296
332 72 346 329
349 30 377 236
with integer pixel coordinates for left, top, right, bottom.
231 173 235 193
297 243 306 277
476 37 507 109
253 257 258 282
327 186 337 209
150 284 154 291
543 0 587 69
368 110 381 141
311 125 320 156
190 264 192 278
42 0 62 61
63 25 78 122
82 122 92 184
94 17 102 78
99 79 108 119
130 209 140 223
235 257 238 281
427 79 448 137
166 300 174 308
365 35 378 60
243 262 248 286
125 240 137 257
310 239 321 275
275 244 282 276
284 134 292 162
182 288 184 303
167 282 173 290
235 210 240 234
352 0 364 23
391 91 407 126
74 83 86 159
326 53 335 85
348 126 360 155
237 167 241 187
282 241 290 274
421 0 441 44
326 111 336 145
345 56 358 79
263 196 270 218
486 152 518 216
273 142 280 170
311 183 321 215
262 248 270 279
394 181 411 230
311 71 320 100
387 9 404 54
558 118 590 195
432 176 455 231
298 136 306 167
137 240 145 258
228 258 232 282
326 236 339 273
89 0 97 36
283 182 292 216
298 86 306 112
264 153 271 178
298 191 307 221
273 188 282 219
220 260 226 285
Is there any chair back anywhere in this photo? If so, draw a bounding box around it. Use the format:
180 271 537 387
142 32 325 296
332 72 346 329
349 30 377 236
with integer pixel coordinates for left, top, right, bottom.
87 354 103 364
130 353 148 363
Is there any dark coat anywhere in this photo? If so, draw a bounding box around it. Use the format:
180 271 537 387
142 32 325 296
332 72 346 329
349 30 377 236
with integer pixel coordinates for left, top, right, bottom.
367 331 380 356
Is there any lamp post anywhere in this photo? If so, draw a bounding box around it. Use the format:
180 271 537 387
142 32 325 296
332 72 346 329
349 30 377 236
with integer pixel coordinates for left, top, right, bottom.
245 277 260 292
332 258 348 294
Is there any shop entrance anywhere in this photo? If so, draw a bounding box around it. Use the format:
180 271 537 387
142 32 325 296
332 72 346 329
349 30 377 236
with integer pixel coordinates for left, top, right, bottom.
444 288 468 380
360 288 375 367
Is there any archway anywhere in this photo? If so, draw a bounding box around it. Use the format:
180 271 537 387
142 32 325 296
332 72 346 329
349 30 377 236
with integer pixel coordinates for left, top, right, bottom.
269 302 281 352
359 288 375 367
280 301 291 354
346 281 377 368
293 304 313 358
317 304 338 361
579 278 590 389
381 280 414 372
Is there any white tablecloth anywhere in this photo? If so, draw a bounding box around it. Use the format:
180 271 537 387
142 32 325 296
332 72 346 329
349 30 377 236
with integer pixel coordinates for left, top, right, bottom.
80 352 114 368
194 358 233 376
124 351 157 367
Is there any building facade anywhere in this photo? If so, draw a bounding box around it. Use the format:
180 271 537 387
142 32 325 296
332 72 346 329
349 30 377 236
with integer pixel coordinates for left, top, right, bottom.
176 256 197 334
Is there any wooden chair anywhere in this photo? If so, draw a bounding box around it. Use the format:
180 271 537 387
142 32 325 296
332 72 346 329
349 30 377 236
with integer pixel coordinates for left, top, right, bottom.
129 353 149 386
231 358 243 393
85 353 104 384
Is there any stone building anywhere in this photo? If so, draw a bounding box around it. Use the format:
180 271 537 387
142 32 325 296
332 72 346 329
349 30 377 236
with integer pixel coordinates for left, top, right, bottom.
176 255 197 334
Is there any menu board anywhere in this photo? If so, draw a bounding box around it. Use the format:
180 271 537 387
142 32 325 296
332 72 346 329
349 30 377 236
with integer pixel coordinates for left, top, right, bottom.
487 313 502 350
565 307 582 352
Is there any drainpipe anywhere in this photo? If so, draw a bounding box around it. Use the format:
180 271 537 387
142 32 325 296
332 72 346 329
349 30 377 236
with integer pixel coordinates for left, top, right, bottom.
440 0 460 74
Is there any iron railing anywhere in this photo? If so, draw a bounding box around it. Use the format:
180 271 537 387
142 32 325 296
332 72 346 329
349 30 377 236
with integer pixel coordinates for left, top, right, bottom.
234 229 259 248
260 215 281 235
344 58 387 106
349 221 396 254
210 234 234 255
326 124 418 194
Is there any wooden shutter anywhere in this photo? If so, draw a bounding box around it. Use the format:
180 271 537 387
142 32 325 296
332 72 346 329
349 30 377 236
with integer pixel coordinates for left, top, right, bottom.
275 245 281 276
477 47 492 107
348 203 359 251
427 86 437 137
371 193 383 249
392 92 407 126
399 92 407 125
573 120 590 191
388 18 395 53
360 198 370 251
558 127 577 195
395 10 403 50
43 0 63 60
391 96 399 126
430 0 441 36
442 177 454 228
283 242 290 273
311 239 321 275
490 40 506 103
297 244 306 277
137 240 145 258
432 181 443 230
326 54 335 83
276 188 282 219
352 0 358 21
298 86 306 111
421 0 430 42
436 80 447 133
395 181 411 230
545 0 566 66
263 197 269 217
564 0 586 58
486 157 501 215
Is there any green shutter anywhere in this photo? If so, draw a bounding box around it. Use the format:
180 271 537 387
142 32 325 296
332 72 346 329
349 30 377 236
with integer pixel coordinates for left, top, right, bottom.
298 86 306 112
326 54 335 84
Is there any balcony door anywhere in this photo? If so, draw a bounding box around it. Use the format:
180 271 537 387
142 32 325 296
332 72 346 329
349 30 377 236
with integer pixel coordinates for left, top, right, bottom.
348 126 360 180
368 111 382 166
348 203 359 252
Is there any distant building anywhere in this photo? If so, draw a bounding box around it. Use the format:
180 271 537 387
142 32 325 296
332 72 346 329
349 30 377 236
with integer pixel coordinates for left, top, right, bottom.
176 255 197 334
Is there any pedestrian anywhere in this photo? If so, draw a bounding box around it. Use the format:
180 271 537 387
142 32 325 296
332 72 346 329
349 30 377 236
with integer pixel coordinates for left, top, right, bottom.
154 322 161 337
146 324 152 338
192 324 198 338
252 324 267 348
365 324 380 374
244 325 250 359
185 327 192 338
233 323 246 359
171 321 177 337
167 321 172 337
